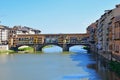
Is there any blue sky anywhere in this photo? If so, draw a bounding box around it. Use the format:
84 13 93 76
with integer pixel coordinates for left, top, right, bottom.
0 0 120 33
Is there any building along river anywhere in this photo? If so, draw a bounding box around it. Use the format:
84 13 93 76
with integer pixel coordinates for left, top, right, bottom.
0 45 119 80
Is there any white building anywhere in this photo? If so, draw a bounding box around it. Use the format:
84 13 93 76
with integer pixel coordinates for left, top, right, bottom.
0 45 8 50
0 25 9 50
10 26 41 35
0 25 9 45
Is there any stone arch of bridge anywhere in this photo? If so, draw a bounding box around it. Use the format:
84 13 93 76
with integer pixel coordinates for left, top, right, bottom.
39 43 63 51
18 45 34 49
10 44 35 51
66 44 90 51
11 43 90 51
68 44 87 48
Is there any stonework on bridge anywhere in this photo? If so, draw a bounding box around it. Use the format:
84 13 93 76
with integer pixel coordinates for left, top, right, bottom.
9 33 89 51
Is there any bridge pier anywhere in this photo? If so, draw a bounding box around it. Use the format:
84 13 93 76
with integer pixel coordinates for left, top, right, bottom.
34 44 69 51
34 44 43 51
63 44 69 51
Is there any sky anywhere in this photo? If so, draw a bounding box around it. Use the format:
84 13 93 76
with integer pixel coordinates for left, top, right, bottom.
0 0 120 33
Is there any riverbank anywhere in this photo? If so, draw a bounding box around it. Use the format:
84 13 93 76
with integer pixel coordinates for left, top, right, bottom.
0 50 15 54
95 52 120 77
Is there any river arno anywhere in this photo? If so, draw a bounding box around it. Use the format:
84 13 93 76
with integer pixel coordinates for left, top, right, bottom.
0 50 119 80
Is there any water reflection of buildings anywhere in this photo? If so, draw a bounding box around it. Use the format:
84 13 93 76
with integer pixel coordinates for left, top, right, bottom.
0 54 14 64
94 56 120 80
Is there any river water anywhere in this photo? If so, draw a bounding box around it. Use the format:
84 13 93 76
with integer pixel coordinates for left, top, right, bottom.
0 46 119 80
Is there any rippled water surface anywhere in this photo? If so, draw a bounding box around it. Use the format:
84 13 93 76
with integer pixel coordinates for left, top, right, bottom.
0 46 119 80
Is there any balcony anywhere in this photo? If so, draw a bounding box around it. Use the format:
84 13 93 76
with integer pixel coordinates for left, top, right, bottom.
115 51 119 53
114 38 120 40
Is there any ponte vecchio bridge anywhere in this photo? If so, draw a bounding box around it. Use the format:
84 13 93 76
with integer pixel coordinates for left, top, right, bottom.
9 33 89 51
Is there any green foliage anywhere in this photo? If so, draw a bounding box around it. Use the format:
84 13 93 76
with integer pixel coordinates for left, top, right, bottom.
83 46 90 50
43 45 54 49
109 61 120 76
18 47 34 52
0 50 15 53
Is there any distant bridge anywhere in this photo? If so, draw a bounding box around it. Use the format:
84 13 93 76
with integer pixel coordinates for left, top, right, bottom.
9 33 89 51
